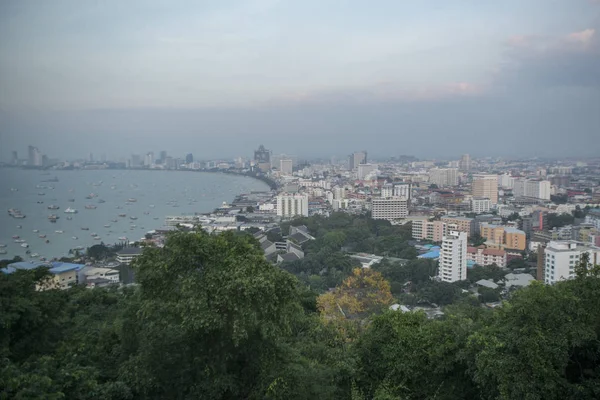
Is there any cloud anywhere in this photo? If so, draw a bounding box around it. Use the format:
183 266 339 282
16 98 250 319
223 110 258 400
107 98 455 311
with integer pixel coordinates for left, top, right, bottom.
498 27 600 89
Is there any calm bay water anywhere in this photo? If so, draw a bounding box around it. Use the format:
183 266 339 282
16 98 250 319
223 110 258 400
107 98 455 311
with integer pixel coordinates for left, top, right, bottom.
0 169 269 260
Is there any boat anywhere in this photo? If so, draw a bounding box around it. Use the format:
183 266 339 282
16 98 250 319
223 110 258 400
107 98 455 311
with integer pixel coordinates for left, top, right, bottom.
74 246 84 251
81 227 89 231
72 236 78 240
8 208 26 219
98 199 106 203
130 224 137 228
149 204 155 208
143 211 150 215
55 230 64 234
118 236 127 241
39 234 46 238
10 188 18 192
64 207 78 213
128 198 137 202
21 243 29 248
47 205 60 210
91 232 98 236
16 225 22 229
68 198 75 202
0 244 6 248
119 213 126 217
45 240 50 243
37 201 44 204
94 237 101 240
14 239 26 243
130 216 138 220
12 235 20 239
0 249 7 255
38 192 45 196
48 214 59 222
111 219 118 223
31 253 39 258
85 204 97 209
104 224 111 228
66 217 73 220
26 250 31 255
153 217 159 220
33 229 39 233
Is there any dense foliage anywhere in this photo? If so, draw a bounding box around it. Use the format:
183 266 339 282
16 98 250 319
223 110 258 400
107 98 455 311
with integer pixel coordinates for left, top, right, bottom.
2 229 600 399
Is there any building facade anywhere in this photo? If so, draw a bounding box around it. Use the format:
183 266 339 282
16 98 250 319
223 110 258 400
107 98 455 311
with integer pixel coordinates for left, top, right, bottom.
472 175 499 204
371 197 408 221
467 246 507 268
348 151 367 171
439 231 468 282
429 168 459 187
276 193 309 217
544 241 600 285
471 198 492 214
513 179 551 200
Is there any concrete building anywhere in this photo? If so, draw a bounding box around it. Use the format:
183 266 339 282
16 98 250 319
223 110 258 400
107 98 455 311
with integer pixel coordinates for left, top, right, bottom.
371 197 408 221
4 261 83 290
358 163 377 179
280 159 293 175
254 144 271 172
467 246 507 268
348 151 367 170
498 173 515 189
471 198 492 214
472 175 498 204
544 241 600 285
513 179 551 200
440 216 475 237
439 230 468 283
276 193 309 217
479 224 527 251
381 183 394 198
459 154 471 172
116 247 144 265
394 183 412 201
409 217 446 242
429 168 459 187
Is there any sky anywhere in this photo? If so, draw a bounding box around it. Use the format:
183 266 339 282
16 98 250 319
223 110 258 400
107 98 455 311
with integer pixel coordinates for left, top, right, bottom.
0 0 599 161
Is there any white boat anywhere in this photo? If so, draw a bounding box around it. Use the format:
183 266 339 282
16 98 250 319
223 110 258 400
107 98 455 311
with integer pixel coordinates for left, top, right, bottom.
33 229 39 233
72 236 78 240
55 230 64 234
64 207 78 214
39 234 46 238
16 225 22 229
31 253 39 258
0 244 7 248
104 224 111 228
94 237 101 240
15 239 26 243
21 243 29 248
118 236 127 241
0 249 7 254
85 204 97 209
10 188 18 192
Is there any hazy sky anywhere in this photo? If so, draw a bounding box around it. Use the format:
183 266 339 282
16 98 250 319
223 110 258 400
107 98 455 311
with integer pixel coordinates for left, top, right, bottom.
1 0 599 161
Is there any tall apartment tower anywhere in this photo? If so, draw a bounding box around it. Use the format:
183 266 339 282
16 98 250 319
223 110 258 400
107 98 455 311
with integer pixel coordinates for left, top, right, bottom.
459 154 471 172
280 159 293 175
472 175 499 204
276 193 309 217
348 151 367 170
439 230 468 283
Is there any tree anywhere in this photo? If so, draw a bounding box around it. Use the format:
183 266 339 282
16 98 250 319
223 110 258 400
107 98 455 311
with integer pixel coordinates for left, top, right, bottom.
317 268 393 331
246 205 255 213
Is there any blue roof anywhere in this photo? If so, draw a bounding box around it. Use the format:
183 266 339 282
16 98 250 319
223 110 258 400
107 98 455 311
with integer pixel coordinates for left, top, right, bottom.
418 250 440 259
3 261 84 275
50 262 85 273
467 260 477 268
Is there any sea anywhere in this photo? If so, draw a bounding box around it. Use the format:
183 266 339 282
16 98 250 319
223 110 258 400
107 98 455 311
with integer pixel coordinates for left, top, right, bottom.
0 169 269 260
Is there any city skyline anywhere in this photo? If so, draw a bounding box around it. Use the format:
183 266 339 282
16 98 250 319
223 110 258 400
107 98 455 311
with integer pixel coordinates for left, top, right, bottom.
1 0 599 160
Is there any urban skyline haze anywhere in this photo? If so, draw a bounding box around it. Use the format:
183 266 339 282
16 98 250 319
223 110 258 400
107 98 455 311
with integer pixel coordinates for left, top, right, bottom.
1 0 599 160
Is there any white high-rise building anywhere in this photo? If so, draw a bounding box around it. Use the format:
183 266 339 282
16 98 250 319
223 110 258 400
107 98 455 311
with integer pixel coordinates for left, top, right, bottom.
429 168 459 187
498 173 515 189
439 230 468 283
381 183 394 198
348 151 367 170
393 183 412 200
543 241 600 285
276 193 309 217
471 198 492 214
371 197 408 221
280 159 293 175
513 179 551 200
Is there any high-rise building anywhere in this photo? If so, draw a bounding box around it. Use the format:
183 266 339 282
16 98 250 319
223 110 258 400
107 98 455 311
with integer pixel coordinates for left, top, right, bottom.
513 179 551 200
11 151 18 165
186 153 194 164
357 163 377 179
459 154 471 172
144 152 154 167
393 183 412 201
381 183 394 198
276 193 309 217
131 154 141 167
371 197 408 221
544 241 600 285
348 151 367 171
472 175 498 204
28 145 38 166
471 198 492 214
429 168 459 187
254 145 271 172
160 150 167 163
439 230 468 283
89 153 94 162
280 159 293 175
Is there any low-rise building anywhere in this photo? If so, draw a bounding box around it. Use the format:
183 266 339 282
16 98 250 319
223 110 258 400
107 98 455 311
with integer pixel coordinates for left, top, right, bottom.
471 198 492 214
543 241 600 285
440 216 475 237
3 261 84 290
467 246 507 268
116 247 144 265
